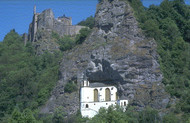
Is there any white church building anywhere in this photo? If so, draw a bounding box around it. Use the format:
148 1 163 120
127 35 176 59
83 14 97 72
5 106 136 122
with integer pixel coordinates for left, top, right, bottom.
80 80 128 118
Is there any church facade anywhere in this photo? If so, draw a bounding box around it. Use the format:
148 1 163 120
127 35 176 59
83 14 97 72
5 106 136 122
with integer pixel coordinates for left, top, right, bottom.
80 81 128 118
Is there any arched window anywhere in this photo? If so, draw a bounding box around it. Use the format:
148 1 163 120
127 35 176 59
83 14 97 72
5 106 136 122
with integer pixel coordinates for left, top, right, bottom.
86 104 89 108
124 101 126 106
105 88 111 101
94 89 98 102
116 92 118 100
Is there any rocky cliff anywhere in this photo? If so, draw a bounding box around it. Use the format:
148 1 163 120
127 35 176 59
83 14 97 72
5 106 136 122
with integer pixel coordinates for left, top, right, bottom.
41 0 171 115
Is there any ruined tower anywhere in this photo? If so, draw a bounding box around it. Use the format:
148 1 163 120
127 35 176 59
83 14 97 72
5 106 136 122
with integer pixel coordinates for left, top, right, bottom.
34 5 36 14
28 5 85 43
28 5 38 42
32 5 38 42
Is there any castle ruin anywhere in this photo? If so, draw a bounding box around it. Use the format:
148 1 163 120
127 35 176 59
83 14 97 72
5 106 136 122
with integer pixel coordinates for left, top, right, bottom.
28 5 85 42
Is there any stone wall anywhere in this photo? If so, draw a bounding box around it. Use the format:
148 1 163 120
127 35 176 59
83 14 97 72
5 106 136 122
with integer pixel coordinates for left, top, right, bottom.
28 8 85 42
27 8 86 55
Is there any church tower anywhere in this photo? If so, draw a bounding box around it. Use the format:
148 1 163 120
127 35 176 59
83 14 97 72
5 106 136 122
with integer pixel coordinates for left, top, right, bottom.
82 80 89 87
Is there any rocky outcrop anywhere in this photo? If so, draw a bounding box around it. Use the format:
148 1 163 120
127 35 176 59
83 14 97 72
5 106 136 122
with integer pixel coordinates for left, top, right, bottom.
41 0 171 115
28 8 85 55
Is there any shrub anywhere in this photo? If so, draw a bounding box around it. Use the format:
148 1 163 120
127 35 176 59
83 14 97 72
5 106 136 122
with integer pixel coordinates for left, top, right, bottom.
64 81 77 93
76 28 91 44
78 16 95 29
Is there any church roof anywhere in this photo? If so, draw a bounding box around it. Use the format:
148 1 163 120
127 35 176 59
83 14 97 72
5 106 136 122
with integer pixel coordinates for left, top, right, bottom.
89 82 116 88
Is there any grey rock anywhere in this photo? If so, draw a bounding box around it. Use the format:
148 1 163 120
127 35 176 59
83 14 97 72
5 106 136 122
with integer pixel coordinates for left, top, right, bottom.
41 0 171 115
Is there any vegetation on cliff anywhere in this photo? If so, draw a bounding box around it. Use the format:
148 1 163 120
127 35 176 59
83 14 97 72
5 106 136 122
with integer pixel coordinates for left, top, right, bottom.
0 20 92 122
0 30 61 122
37 105 179 123
78 16 95 29
1 0 190 122
52 28 92 52
128 0 190 121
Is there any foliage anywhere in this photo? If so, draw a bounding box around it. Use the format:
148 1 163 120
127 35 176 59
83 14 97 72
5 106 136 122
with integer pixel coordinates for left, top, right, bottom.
90 106 129 123
0 27 91 122
76 28 92 44
37 105 181 123
52 32 75 51
52 106 66 123
9 108 37 123
64 81 77 93
127 0 190 121
0 30 61 121
163 113 179 123
2 0 190 122
59 36 75 51
138 107 160 123
98 0 103 3
52 28 91 51
88 105 160 123
78 16 95 29
98 0 114 3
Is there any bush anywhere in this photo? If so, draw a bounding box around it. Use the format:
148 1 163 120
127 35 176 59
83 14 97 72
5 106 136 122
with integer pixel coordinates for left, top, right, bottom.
9 108 37 123
163 113 179 123
59 36 75 51
64 81 77 93
76 28 91 44
78 16 95 29
52 32 75 51
52 106 66 123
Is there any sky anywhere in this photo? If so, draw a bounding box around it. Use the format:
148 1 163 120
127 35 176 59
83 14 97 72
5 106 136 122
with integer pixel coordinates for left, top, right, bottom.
0 0 190 41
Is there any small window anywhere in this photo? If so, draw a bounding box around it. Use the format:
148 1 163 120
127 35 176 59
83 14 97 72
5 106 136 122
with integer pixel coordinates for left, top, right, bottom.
106 103 108 105
100 88 102 90
94 103 96 105
111 87 113 90
86 104 89 108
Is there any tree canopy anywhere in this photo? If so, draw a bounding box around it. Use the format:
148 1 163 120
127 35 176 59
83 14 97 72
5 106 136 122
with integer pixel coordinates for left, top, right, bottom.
128 0 190 121
0 30 61 122
1 0 190 122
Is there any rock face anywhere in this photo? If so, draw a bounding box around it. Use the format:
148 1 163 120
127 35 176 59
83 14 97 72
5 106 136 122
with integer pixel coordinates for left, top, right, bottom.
41 0 171 115
28 8 85 55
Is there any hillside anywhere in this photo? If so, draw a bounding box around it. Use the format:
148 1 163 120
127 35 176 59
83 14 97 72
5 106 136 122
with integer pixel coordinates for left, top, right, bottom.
1 0 190 122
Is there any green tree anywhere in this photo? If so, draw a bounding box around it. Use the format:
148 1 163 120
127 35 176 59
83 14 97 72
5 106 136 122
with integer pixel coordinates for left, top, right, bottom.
163 113 179 123
52 106 66 123
64 81 77 93
0 30 61 121
78 16 95 29
9 108 37 123
76 28 91 44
